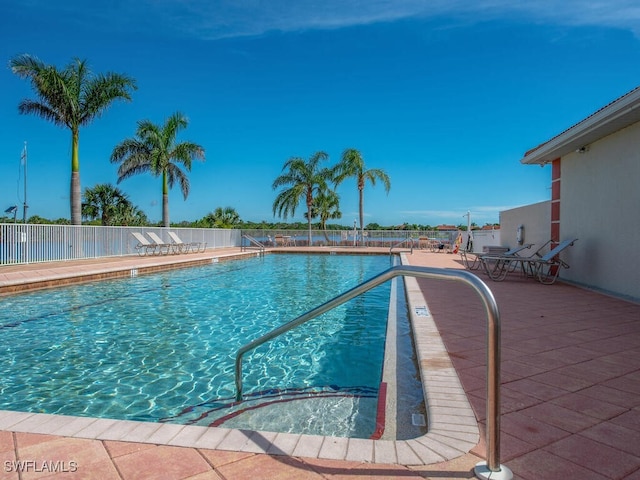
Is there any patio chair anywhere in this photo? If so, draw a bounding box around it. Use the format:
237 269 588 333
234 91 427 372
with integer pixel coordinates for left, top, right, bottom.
132 232 157 256
483 239 578 284
527 238 579 284
168 231 206 253
146 232 172 255
480 241 550 278
460 244 532 270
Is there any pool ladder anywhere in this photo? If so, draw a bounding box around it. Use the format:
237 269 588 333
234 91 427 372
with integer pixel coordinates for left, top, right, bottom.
241 234 265 256
234 265 512 479
389 237 415 254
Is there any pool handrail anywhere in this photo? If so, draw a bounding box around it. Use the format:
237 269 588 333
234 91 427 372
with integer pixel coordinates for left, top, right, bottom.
389 237 415 254
233 265 511 478
241 234 265 255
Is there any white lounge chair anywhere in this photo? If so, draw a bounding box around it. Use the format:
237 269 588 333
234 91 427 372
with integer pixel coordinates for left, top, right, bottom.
168 231 205 253
482 239 578 284
146 232 172 255
132 232 156 256
460 244 534 270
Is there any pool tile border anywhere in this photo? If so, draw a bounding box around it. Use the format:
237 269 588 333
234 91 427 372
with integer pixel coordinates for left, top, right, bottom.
0 250 480 465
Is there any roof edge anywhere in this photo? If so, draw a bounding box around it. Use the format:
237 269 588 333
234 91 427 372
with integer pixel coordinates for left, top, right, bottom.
521 86 640 165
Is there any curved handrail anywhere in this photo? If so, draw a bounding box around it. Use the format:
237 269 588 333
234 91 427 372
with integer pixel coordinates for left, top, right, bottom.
241 234 265 255
389 237 415 254
234 265 508 476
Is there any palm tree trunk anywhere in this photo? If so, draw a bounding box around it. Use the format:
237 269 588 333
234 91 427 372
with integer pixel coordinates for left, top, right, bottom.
162 171 170 227
70 130 82 225
359 186 364 246
307 207 312 246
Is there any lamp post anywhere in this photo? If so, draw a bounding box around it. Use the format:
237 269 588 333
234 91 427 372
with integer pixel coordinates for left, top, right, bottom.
353 219 357 247
21 142 28 223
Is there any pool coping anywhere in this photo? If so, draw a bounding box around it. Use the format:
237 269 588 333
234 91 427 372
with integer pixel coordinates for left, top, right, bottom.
0 250 480 466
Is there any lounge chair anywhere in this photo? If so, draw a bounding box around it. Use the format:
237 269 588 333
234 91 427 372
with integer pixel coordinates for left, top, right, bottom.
132 232 157 256
460 244 533 270
482 239 578 284
146 232 172 255
168 231 206 253
480 241 550 278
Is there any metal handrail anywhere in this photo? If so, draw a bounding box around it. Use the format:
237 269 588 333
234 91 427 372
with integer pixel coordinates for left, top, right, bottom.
233 265 509 476
241 234 265 255
389 237 415 254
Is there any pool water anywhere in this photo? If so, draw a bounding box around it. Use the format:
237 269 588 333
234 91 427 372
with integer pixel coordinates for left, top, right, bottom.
0 254 395 437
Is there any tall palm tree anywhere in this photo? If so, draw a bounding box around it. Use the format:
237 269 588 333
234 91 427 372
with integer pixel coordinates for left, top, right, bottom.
10 54 136 225
272 151 333 245
110 112 205 227
334 148 391 244
81 183 132 226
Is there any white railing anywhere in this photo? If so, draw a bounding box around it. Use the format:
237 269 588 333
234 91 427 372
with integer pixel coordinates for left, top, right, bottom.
241 229 462 248
0 224 241 265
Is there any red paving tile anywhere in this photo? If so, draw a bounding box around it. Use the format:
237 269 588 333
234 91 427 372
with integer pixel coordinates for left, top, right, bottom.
1 250 640 479
215 454 324 479
112 445 212 480
517 401 603 433
580 422 640 457
550 392 628 420
507 449 609 480
544 434 640 479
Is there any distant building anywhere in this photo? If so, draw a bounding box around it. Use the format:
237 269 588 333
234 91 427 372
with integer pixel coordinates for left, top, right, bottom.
511 86 640 300
436 224 457 231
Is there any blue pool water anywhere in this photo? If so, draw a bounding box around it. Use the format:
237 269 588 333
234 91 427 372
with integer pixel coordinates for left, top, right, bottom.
0 254 394 437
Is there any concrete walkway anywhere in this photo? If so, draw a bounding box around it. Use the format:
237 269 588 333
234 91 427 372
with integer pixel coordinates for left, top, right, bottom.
0 248 639 479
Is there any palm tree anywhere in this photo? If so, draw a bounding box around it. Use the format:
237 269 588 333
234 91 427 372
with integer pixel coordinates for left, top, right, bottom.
10 54 136 225
334 148 391 244
81 183 132 226
110 112 205 227
205 206 241 228
272 151 333 245
305 188 342 242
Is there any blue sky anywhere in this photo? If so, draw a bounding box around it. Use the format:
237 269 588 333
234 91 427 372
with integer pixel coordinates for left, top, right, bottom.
2 1 640 227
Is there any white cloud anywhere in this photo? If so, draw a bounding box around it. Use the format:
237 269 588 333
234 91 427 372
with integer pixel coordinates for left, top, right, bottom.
399 205 516 224
147 0 640 39
23 0 638 40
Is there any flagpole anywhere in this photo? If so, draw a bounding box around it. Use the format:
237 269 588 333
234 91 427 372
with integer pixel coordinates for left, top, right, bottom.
22 141 28 223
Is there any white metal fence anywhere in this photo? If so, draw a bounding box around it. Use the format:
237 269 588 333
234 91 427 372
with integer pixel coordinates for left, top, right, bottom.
240 229 502 252
242 229 472 248
0 224 241 265
1 224 503 265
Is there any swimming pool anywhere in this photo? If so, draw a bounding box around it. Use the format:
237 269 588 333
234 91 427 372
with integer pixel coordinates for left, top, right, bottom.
0 254 421 438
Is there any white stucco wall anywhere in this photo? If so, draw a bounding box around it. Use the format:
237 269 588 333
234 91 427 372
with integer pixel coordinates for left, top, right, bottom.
500 201 551 254
560 121 640 301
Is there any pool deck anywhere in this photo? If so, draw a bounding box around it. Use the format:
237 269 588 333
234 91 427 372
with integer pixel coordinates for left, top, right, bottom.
1 247 639 479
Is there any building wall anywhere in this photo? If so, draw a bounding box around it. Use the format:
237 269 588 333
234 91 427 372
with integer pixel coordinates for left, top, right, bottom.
560 121 640 301
500 201 551 254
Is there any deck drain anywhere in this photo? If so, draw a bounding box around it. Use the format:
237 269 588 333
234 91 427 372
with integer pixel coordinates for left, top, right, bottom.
412 413 426 426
